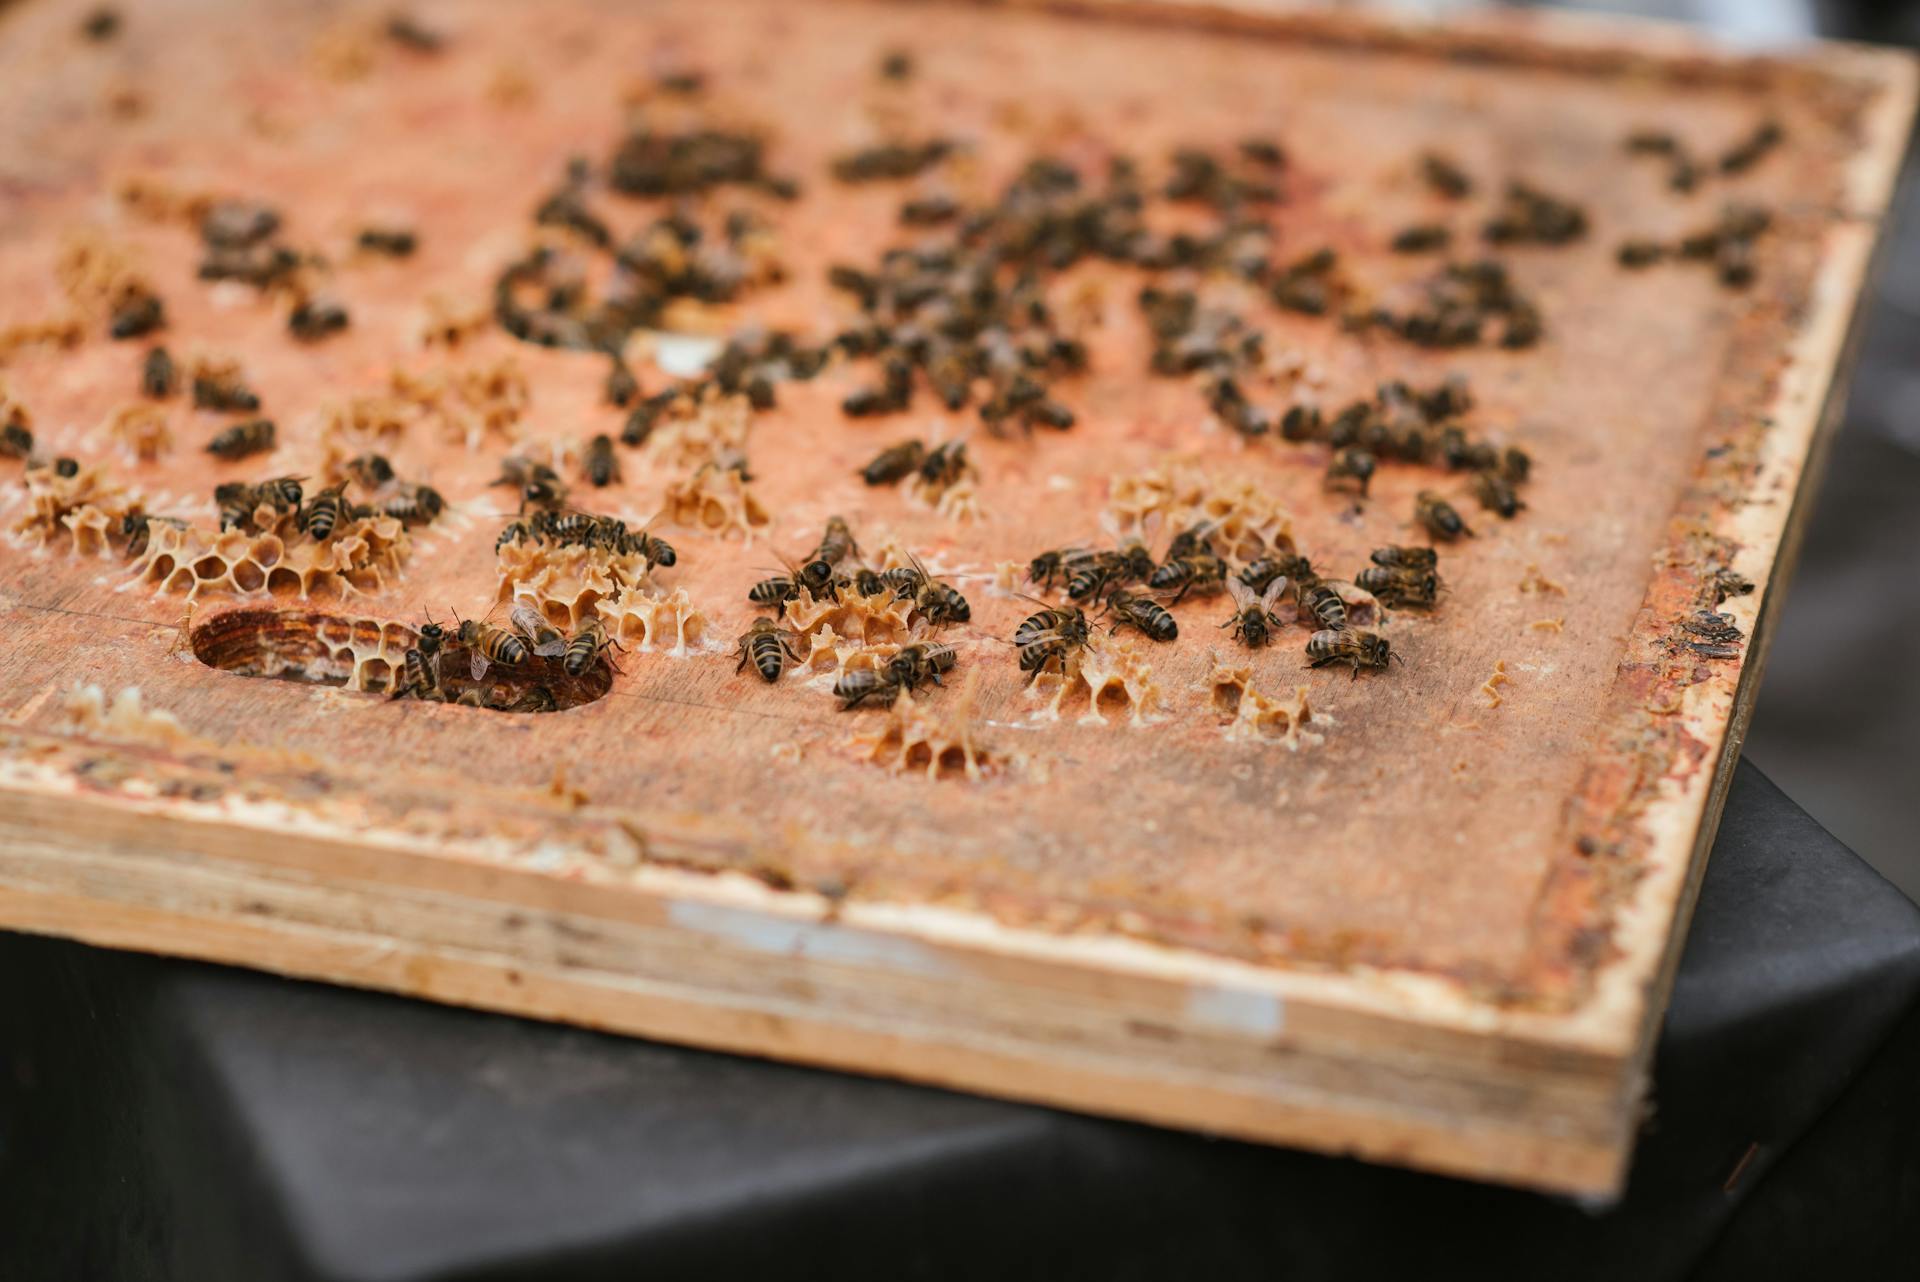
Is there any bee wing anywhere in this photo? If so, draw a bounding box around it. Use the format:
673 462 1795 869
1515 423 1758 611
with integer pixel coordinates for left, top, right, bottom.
1259 576 1290 614
469 650 489 681
1225 576 1254 609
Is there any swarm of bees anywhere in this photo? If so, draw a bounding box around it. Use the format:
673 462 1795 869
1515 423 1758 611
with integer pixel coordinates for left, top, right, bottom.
496 506 675 573
387 602 618 710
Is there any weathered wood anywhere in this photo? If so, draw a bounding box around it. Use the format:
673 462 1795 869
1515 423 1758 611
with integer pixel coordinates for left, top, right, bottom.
0 0 1909 1193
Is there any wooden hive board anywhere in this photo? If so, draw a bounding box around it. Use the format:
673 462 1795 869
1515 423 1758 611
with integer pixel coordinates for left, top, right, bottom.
0 0 1909 1194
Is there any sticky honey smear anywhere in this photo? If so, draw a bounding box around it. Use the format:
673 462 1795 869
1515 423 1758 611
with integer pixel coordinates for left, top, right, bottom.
389 357 532 452
105 402 173 462
1027 634 1164 726
129 507 412 601
849 672 1003 782
10 461 142 557
57 684 212 752
1208 657 1326 749
662 465 770 540
1105 460 1295 562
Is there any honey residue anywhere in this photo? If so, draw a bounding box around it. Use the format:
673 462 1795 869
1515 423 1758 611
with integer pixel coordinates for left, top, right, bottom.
105 402 173 462
662 464 769 538
57 685 209 752
599 587 708 654
1208 657 1324 748
128 512 411 600
10 462 141 556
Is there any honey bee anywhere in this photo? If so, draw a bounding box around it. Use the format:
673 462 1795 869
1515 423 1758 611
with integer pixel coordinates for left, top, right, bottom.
1013 603 1091 684
884 555 972 627
1306 627 1395 677
51 457 79 478
861 439 925 486
493 456 567 510
214 481 257 530
357 226 418 257
288 296 349 342
1280 403 1323 442
1369 545 1438 572
888 641 957 693
833 666 899 709
919 440 970 489
1355 564 1439 609
625 527 676 568
1148 552 1227 604
192 372 259 413
1223 575 1288 647
382 483 445 525
301 483 350 541
206 418 276 459
121 511 186 557
1028 546 1096 593
1471 469 1525 518
458 613 530 679
735 618 806 682
1065 551 1122 604
1 423 30 458
108 285 165 340
1237 555 1304 595
142 347 176 399
1104 588 1178 642
1325 447 1377 497
1291 563 1349 631
605 360 639 408
347 453 395 489
509 602 567 658
255 475 304 513
1165 522 1217 561
748 571 802 608
1502 446 1531 484
503 685 557 713
583 433 619 487
801 517 858 589
1414 490 1474 541
392 617 447 701
562 616 618 677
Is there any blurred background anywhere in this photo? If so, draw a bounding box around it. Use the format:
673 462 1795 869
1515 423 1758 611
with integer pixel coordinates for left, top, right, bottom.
1492 0 1920 902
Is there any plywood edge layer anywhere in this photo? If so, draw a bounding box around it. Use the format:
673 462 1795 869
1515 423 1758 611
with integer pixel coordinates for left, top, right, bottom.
0 784 1631 1193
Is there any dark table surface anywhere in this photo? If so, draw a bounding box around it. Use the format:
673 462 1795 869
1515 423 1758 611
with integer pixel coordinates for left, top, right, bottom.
4 760 1918 1282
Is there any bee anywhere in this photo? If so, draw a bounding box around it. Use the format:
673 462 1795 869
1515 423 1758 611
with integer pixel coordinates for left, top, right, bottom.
1306 628 1396 677
206 418 276 459
1237 555 1305 595
1293 570 1349 631
605 360 639 408
1470 469 1525 519
918 440 969 489
288 296 349 342
583 433 619 487
1220 575 1287 648
1421 151 1473 199
249 475 301 513
1371 545 1438 572
357 226 417 257
1355 564 1439 609
502 685 558 713
909 566 971 627
458 613 530 679
1391 223 1451 254
833 666 900 710
620 389 681 446
142 347 176 399
492 455 564 494
1 423 30 458
193 370 261 413
1028 546 1097 593
1165 522 1216 561
889 640 958 693
1280 404 1323 442
735 618 805 683
1502 446 1531 484
383 483 445 525
1325 447 1377 497
1414 490 1474 541
1013 603 1091 684
861 439 925 486
121 511 186 557
1065 551 1122 604
626 528 676 568
843 567 889 597
200 200 279 248
214 481 258 530
802 516 858 588
301 483 350 541
392 618 447 701
347 453 395 489
1104 588 1178 642
496 520 532 550
509 602 567 658
562 616 618 677
1148 552 1227 604
108 286 165 340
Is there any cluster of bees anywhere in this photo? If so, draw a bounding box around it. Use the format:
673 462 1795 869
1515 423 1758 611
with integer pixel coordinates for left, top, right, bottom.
733 516 966 708
195 199 350 342
1624 120 1784 194
494 503 676 572
386 604 615 711
127 345 278 461
858 438 969 496
1618 205 1770 290
1019 530 1433 678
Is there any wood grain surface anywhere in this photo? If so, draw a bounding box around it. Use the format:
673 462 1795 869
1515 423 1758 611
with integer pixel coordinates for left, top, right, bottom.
0 0 1909 1192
